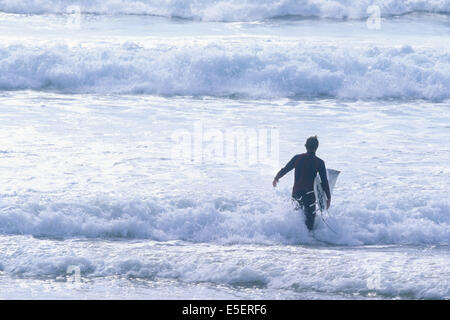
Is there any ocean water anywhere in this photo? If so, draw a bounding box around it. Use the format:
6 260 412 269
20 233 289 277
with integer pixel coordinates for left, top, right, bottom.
0 0 449 299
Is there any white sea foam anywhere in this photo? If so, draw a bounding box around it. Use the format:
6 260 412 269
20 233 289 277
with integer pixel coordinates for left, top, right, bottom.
1 41 449 100
1 235 448 299
1 0 450 21
0 193 448 246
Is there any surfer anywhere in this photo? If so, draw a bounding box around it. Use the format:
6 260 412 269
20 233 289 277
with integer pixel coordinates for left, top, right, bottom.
272 136 331 231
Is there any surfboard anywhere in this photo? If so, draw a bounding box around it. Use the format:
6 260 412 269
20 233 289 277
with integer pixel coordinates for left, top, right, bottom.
314 169 340 212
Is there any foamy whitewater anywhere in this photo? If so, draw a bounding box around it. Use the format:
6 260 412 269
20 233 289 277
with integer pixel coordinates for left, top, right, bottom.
0 1 449 299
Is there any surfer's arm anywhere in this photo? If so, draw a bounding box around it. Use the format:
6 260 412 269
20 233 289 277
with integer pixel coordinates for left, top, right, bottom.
318 161 331 201
273 155 298 187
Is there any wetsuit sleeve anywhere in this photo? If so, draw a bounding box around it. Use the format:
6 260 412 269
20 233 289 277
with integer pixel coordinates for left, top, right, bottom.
318 160 331 200
274 155 298 180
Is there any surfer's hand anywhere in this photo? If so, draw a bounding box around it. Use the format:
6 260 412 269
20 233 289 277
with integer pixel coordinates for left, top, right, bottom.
272 179 278 188
326 199 331 210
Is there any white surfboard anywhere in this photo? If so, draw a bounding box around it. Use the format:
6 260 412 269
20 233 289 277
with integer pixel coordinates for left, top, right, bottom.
314 169 340 212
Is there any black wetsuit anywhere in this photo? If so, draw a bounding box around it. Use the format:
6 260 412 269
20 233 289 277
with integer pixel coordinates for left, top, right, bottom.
275 152 331 230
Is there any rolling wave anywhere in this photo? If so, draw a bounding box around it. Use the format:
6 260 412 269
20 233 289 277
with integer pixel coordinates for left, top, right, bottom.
0 192 448 246
0 0 450 21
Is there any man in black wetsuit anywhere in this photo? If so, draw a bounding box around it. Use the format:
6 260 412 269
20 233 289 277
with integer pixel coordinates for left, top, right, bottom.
272 136 331 231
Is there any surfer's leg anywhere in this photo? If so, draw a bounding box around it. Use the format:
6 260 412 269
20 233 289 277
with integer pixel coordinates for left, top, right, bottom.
303 192 316 231
293 191 316 231
292 191 304 211
305 211 315 231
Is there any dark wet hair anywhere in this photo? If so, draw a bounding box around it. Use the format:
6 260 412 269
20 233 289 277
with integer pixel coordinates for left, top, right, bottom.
305 136 319 152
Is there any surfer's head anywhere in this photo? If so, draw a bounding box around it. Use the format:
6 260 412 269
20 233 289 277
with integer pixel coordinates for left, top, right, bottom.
305 136 319 153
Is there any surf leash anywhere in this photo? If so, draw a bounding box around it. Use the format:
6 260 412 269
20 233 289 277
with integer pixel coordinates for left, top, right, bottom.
319 209 339 235
312 180 339 235
311 202 338 235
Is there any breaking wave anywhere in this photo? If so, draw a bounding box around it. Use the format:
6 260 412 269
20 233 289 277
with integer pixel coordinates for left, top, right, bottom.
1 41 449 100
1 0 450 21
0 192 448 246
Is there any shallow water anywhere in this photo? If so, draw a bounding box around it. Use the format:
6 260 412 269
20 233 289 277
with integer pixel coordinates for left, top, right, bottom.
0 1 449 299
0 92 448 299
1 236 448 299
